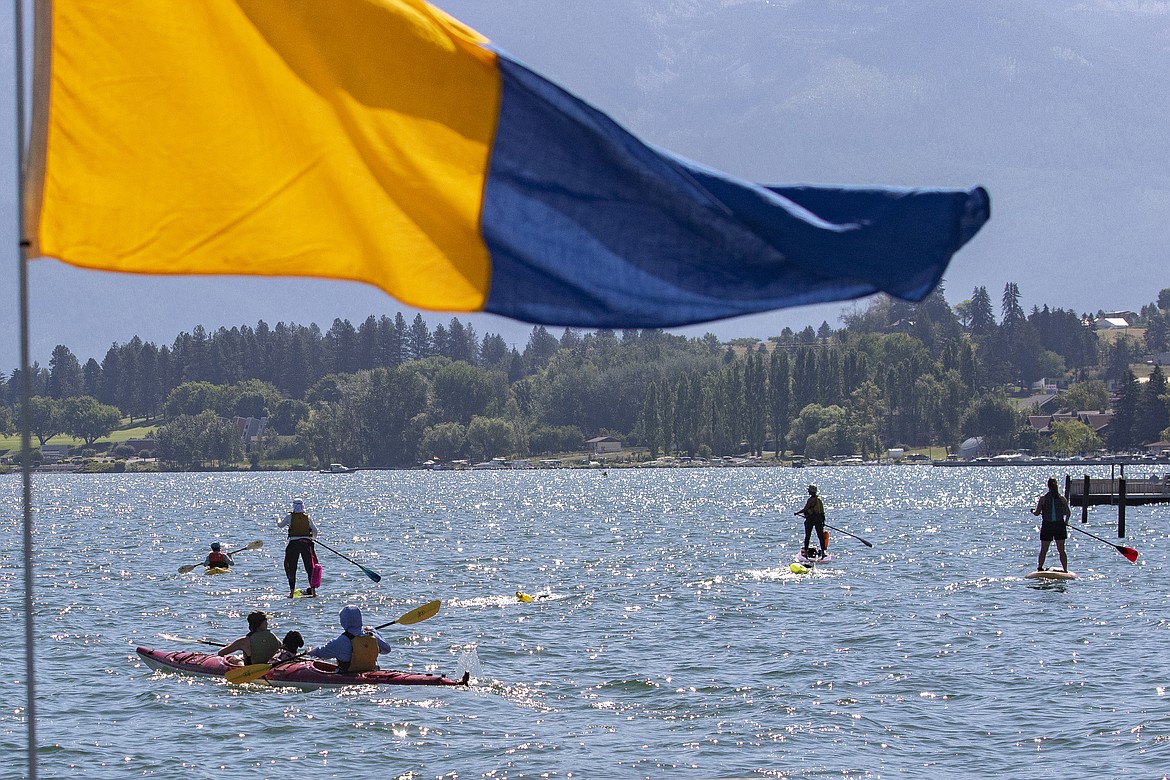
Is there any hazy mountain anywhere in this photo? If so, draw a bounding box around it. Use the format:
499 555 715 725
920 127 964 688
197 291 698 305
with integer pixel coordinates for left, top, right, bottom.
4 0 1169 369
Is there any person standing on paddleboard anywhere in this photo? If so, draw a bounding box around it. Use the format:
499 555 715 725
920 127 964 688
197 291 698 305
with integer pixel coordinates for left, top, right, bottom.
795 484 827 559
1031 477 1071 572
278 499 318 597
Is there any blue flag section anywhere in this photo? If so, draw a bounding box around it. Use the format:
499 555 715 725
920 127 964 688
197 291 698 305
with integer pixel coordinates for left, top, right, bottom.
28 0 989 330
482 55 989 328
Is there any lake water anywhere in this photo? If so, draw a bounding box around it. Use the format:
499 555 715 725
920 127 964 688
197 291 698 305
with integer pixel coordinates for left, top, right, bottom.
2 466 1170 779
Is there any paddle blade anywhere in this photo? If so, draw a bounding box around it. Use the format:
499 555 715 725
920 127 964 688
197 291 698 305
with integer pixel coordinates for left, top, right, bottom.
248 539 263 550
226 662 274 684
177 564 197 574
860 538 874 548
393 599 440 626
360 566 382 583
1118 546 1139 563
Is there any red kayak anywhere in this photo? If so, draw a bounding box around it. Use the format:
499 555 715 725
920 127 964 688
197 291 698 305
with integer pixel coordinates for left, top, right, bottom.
136 647 469 690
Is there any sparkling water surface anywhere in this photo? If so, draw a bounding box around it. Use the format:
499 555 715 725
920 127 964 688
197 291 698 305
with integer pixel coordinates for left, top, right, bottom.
2 466 1170 779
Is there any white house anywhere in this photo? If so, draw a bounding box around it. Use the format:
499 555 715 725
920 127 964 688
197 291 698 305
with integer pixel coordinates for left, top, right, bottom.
586 436 622 455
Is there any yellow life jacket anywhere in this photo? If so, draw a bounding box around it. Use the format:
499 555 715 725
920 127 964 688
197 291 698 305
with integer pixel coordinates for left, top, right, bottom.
288 512 312 538
348 634 380 673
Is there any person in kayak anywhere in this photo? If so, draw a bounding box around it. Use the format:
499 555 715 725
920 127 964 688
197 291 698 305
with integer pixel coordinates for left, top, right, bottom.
795 484 827 558
218 611 280 666
203 542 233 568
277 499 318 598
271 630 305 663
307 605 392 673
1031 476 1071 572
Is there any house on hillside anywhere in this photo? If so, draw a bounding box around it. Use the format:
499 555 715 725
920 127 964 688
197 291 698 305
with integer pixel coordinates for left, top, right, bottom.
1094 316 1130 330
586 436 622 456
40 444 70 462
233 416 267 445
126 437 157 454
1027 410 1113 437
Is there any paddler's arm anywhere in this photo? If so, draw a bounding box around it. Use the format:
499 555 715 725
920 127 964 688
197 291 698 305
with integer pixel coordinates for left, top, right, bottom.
217 637 247 657
369 630 392 654
305 636 345 661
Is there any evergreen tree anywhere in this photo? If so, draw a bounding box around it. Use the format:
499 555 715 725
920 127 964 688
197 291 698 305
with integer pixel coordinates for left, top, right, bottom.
47 345 84 399
1109 370 1140 450
407 314 431 361
768 348 791 457
1001 282 1026 329
968 286 995 334
1135 365 1169 444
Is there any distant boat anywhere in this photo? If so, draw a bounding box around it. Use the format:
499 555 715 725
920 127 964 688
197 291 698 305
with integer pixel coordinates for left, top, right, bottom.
320 463 357 474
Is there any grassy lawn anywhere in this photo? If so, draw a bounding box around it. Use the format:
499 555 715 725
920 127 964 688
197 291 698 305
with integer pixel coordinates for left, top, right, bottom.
0 419 159 458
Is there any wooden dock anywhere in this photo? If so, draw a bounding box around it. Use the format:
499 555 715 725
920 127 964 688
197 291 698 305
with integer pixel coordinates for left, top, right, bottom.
1065 471 1170 537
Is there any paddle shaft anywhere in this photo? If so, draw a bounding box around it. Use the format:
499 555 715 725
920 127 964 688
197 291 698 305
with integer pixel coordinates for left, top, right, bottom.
823 523 873 548
313 539 382 583
160 634 225 648
1064 522 1139 562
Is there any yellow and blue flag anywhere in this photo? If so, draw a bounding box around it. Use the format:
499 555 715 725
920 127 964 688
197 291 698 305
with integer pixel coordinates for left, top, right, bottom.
24 0 989 328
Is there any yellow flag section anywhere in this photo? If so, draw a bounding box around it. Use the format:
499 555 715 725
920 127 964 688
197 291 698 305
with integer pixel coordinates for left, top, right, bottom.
25 0 498 311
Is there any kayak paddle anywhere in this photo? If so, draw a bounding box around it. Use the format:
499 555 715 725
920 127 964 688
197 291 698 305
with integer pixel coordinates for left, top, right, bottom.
178 539 263 573
1065 523 1139 563
159 633 225 648
313 539 382 583
226 600 439 684
824 523 873 548
373 599 440 630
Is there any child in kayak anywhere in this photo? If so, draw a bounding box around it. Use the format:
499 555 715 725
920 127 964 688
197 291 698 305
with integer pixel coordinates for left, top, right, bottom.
271 631 305 663
203 542 233 568
307 605 392 673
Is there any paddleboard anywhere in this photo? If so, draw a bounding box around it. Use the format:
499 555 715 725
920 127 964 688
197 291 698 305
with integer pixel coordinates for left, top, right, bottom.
794 552 831 566
292 588 318 598
1025 569 1077 581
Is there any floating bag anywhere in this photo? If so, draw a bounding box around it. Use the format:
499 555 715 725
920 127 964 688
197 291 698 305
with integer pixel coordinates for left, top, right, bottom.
310 549 323 589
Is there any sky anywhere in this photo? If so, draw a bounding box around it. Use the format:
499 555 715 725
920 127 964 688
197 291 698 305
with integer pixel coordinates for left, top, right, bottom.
3 0 1169 371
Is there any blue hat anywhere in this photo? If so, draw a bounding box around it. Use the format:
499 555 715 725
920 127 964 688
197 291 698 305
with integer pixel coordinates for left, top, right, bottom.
210 542 221 550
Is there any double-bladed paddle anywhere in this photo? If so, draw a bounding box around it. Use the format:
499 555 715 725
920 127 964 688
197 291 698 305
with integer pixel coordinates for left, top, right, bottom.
225 600 441 684
824 523 873 548
1066 523 1139 563
178 539 263 573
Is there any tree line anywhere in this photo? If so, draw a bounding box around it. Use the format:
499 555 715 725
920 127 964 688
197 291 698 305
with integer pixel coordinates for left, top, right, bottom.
3 284 1169 467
